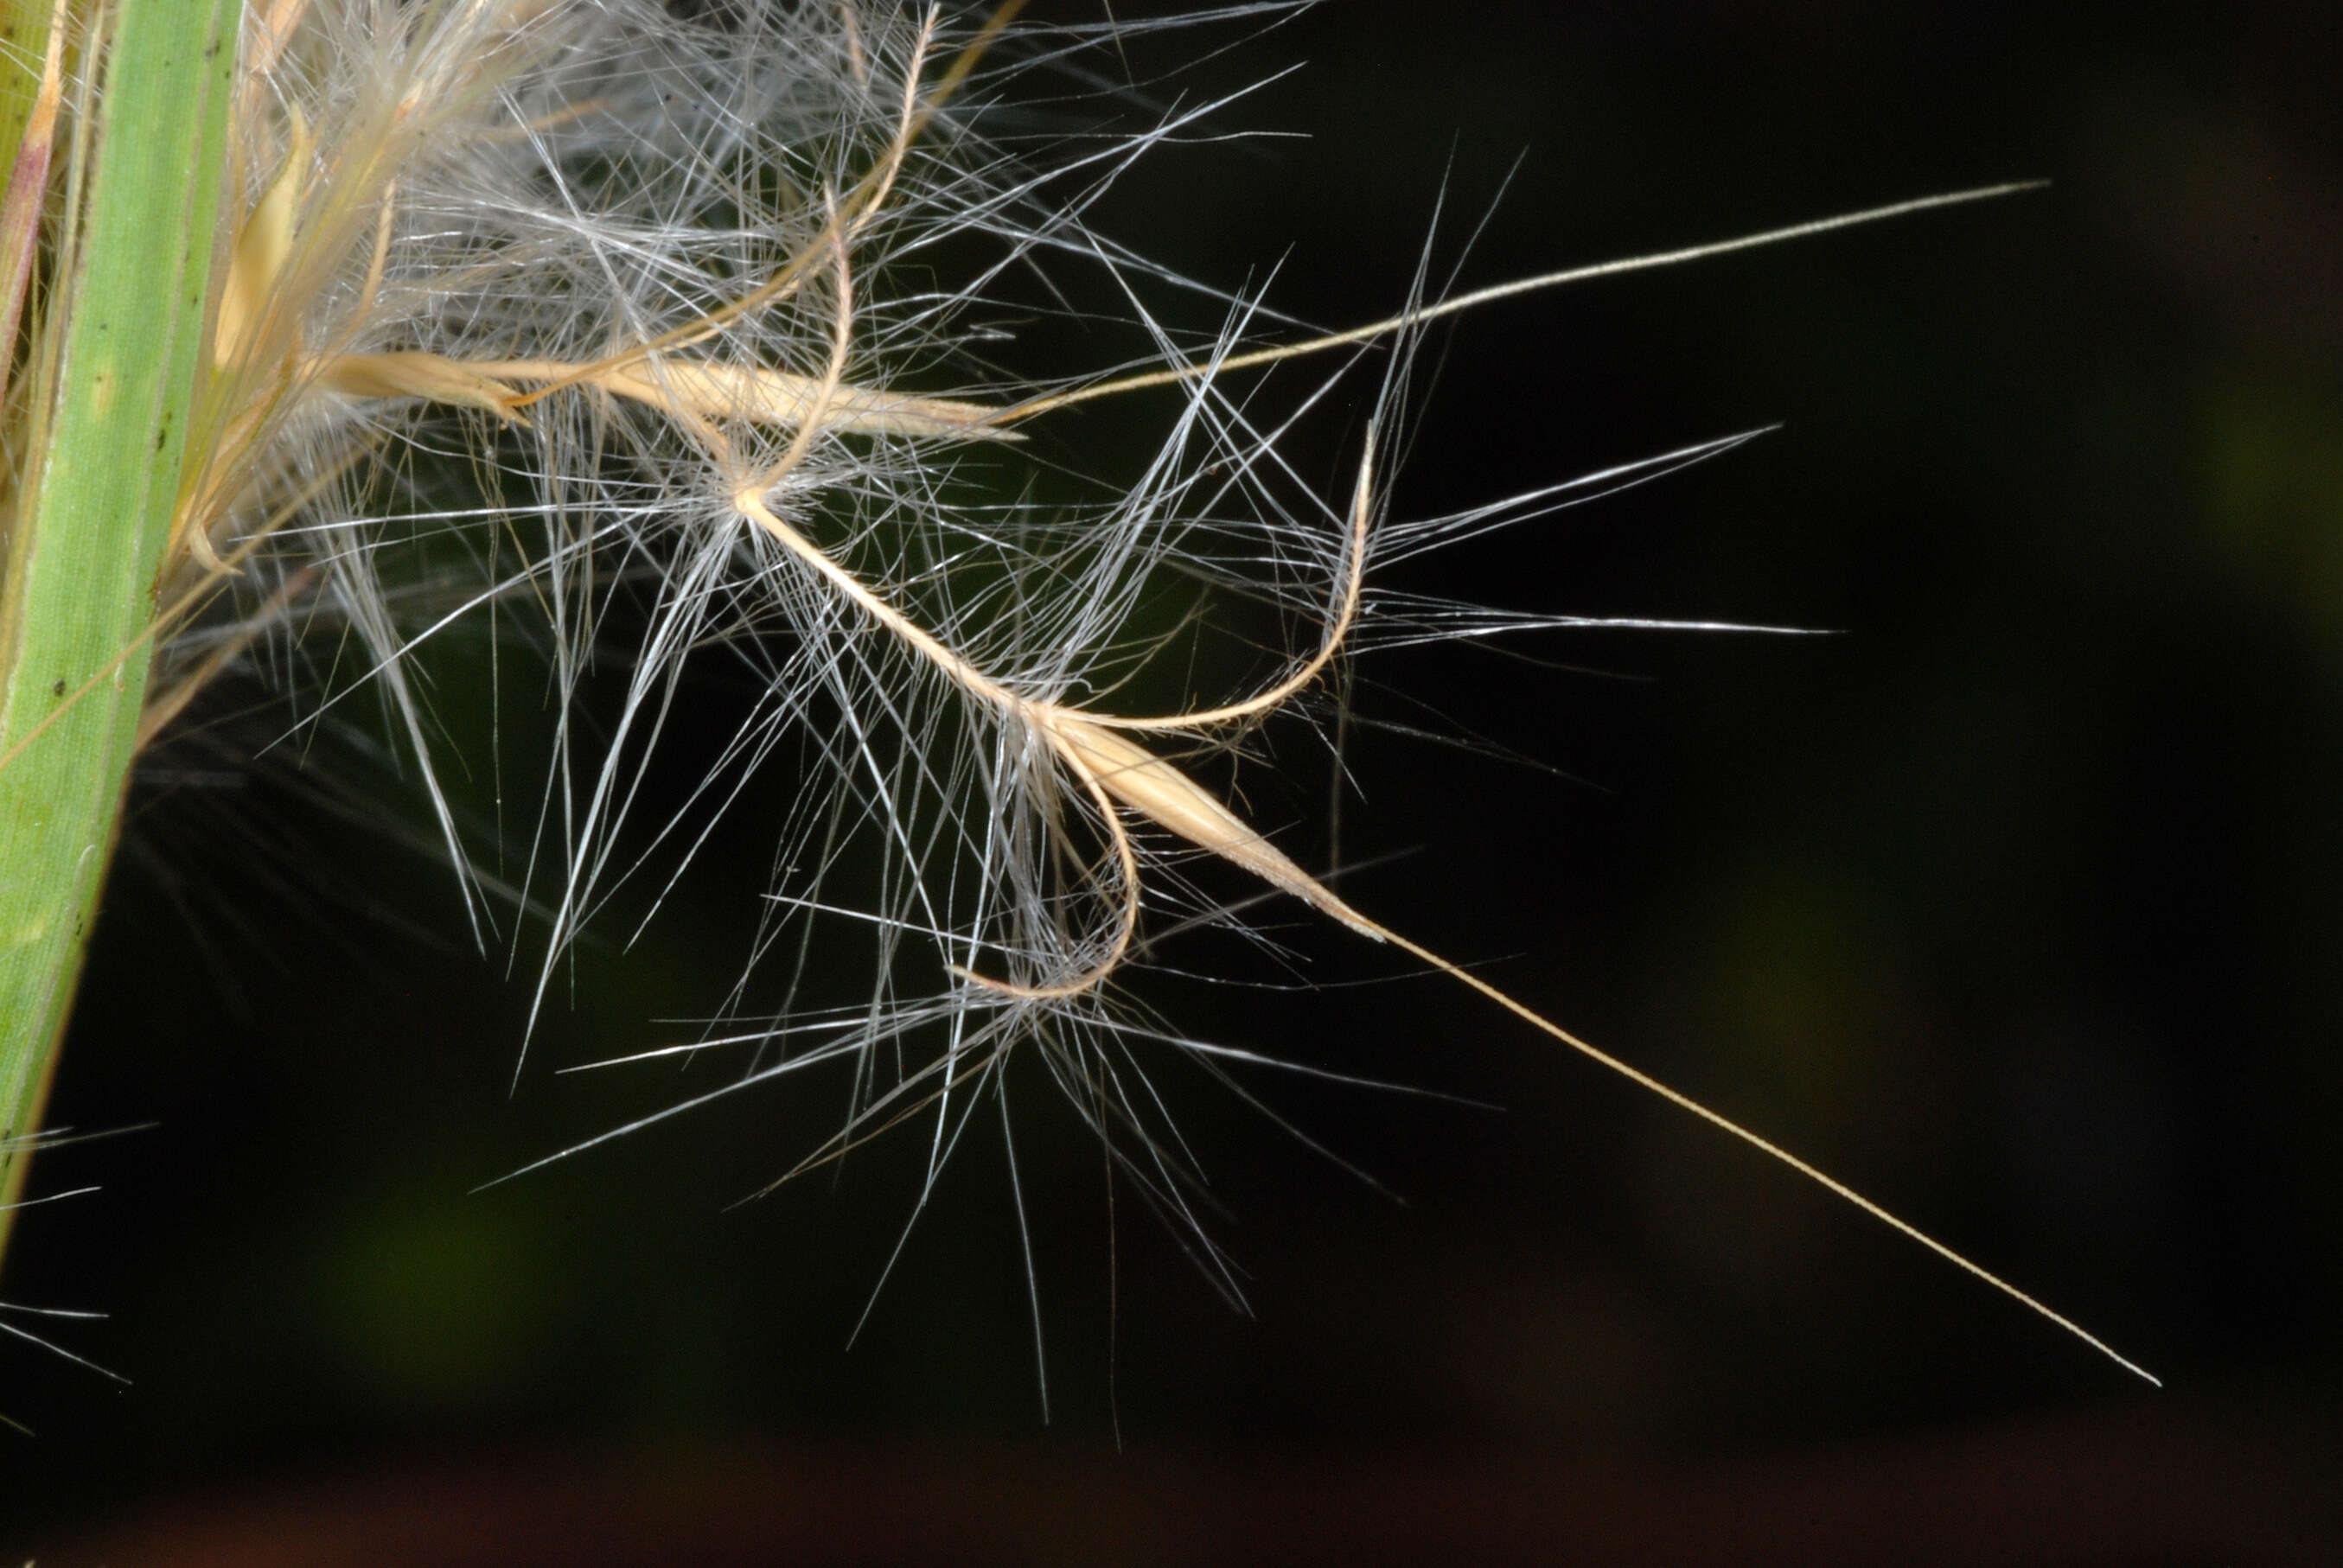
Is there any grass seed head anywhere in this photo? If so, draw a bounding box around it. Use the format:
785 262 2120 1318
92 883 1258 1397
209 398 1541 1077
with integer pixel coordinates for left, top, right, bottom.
16 0 2148 1387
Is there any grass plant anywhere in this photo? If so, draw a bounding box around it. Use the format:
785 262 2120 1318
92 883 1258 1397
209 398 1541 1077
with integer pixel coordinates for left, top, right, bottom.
0 0 2153 1399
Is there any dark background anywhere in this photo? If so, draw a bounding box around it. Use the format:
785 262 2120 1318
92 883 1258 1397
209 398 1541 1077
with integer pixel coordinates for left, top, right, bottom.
7 2 2339 1560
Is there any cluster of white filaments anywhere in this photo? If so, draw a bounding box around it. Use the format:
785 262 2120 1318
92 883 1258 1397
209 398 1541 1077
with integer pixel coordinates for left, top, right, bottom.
167 0 1431 1256
125 0 2143 1380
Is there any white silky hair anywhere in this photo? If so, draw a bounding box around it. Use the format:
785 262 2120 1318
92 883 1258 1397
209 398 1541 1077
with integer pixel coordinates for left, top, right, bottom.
132 0 2151 1397
185 0 1416 1254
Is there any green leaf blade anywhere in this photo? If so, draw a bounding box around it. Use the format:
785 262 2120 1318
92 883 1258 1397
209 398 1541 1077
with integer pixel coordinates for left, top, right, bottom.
0 0 240 1240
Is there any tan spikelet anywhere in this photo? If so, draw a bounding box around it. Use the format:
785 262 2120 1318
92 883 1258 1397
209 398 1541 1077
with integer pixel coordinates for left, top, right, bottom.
1041 711 1381 941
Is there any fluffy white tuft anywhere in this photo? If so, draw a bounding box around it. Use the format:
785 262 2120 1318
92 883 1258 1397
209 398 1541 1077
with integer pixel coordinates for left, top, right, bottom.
118 0 2149 1390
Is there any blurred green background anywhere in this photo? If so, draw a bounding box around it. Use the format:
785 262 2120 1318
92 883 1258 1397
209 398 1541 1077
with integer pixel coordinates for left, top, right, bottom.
8 2 2339 1559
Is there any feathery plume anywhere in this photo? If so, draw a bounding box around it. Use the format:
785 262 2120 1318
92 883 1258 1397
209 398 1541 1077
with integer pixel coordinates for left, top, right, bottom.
0 0 2148 1391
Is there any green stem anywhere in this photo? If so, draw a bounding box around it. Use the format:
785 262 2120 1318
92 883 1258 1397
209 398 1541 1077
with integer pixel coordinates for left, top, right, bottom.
0 0 239 1263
